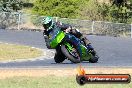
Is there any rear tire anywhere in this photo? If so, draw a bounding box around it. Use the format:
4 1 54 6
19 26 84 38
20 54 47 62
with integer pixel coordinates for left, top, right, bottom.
61 45 80 63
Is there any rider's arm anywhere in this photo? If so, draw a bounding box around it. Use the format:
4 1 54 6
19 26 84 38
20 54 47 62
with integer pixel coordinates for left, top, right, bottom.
43 30 52 49
59 23 72 31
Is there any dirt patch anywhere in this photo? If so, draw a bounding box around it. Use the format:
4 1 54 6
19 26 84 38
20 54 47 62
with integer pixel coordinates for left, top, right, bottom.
0 68 132 79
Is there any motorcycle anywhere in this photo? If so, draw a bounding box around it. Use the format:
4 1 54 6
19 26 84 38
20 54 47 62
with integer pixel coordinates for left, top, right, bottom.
48 27 99 63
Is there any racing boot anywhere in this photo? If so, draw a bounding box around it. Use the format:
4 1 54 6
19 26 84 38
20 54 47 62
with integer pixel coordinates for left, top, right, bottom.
86 44 96 56
81 36 96 55
86 44 94 51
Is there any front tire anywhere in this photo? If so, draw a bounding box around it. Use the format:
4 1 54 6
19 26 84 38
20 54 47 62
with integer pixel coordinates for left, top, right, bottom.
61 45 81 63
54 52 66 63
54 47 66 63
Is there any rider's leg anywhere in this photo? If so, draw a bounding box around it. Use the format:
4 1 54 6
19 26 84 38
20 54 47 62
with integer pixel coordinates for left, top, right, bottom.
64 34 82 57
70 29 94 50
80 35 94 50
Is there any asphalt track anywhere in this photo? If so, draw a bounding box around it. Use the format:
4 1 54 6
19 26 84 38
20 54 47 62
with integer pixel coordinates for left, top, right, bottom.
0 29 132 68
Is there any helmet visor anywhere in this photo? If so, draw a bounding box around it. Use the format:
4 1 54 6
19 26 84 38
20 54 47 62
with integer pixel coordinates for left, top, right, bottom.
43 21 52 29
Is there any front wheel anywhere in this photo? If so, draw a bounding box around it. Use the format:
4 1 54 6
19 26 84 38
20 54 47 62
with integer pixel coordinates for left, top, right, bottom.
54 52 66 63
54 47 66 63
61 45 81 63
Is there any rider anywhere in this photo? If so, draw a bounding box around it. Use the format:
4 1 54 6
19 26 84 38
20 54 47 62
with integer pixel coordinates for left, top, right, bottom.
42 16 94 52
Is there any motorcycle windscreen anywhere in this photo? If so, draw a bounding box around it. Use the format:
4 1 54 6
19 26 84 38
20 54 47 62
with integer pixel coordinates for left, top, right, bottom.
49 30 65 48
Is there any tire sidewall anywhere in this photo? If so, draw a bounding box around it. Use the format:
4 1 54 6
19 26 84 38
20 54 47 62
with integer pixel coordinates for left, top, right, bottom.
61 45 80 63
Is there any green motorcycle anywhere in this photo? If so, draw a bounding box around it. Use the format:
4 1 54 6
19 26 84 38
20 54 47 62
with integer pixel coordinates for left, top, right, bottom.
48 28 99 63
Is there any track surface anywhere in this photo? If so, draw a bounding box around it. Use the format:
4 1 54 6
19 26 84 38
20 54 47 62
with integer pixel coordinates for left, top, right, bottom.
0 29 132 68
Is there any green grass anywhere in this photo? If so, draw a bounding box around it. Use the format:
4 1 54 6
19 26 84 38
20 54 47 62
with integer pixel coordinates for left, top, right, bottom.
0 43 43 61
0 76 131 88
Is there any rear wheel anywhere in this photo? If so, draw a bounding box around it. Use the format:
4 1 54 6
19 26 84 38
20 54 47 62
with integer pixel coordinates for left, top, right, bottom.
61 45 81 63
